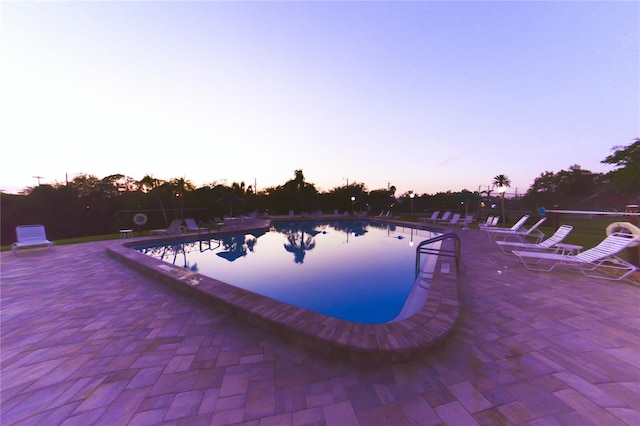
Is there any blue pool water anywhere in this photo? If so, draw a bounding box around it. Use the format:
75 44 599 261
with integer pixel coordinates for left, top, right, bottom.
135 220 439 323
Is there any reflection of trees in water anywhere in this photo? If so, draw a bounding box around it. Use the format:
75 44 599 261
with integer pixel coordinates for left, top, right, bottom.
272 221 324 264
138 242 199 271
217 234 258 261
283 229 317 264
271 220 325 236
330 220 369 239
367 221 395 232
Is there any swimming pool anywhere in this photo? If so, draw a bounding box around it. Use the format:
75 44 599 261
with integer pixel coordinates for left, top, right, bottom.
134 220 439 324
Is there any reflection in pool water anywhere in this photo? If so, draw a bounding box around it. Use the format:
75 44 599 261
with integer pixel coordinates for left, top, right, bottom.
135 220 438 323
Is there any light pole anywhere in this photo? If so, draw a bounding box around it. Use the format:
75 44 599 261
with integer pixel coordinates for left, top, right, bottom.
409 192 415 216
351 196 356 215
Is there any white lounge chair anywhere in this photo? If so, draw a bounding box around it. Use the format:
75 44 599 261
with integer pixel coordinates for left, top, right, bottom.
479 216 500 229
459 215 476 228
422 211 440 223
203 218 225 231
487 217 547 243
434 211 452 224
483 215 530 240
12 225 55 253
151 219 184 235
438 213 460 226
495 225 573 253
512 232 639 281
184 218 208 233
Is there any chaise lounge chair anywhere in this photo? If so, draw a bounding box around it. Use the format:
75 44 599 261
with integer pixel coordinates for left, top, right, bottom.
434 211 452 224
184 218 209 233
422 211 441 223
459 214 477 229
495 225 573 253
512 232 639 281
482 215 530 241
487 217 547 243
151 219 184 235
438 213 461 227
204 217 226 231
479 216 500 229
12 225 55 253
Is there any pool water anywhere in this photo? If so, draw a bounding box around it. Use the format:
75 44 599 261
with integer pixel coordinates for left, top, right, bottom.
135 220 439 323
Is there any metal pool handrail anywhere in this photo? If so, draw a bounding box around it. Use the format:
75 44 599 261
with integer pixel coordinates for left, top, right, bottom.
415 233 462 278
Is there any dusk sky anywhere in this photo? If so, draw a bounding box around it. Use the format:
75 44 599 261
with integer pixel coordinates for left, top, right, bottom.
1 1 638 196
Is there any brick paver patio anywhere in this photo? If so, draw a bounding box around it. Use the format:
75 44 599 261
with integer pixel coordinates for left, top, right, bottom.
1 226 639 425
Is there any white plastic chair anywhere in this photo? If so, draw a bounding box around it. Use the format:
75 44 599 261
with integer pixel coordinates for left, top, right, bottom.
512 232 639 281
150 219 184 235
479 216 500 229
184 218 208 233
434 211 452 224
12 225 54 253
495 225 573 253
423 211 441 223
483 215 530 240
488 217 547 243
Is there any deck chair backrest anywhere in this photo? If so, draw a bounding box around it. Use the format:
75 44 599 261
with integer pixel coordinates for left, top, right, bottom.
523 217 547 235
167 219 183 231
510 215 530 231
575 233 638 263
184 218 199 228
449 213 461 223
439 211 452 221
429 211 440 220
16 225 49 244
539 225 573 248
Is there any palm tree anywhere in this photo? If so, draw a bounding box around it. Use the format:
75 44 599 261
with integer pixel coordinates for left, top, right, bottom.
492 174 511 226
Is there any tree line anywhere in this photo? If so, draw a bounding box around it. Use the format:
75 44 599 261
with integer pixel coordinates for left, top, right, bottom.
1 139 637 245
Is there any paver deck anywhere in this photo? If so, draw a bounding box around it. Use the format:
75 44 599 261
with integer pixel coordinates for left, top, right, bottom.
1 225 639 425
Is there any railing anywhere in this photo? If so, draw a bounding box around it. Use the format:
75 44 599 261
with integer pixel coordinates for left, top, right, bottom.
415 233 462 278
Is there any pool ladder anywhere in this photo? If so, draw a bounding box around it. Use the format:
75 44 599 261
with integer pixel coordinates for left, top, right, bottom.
415 233 462 278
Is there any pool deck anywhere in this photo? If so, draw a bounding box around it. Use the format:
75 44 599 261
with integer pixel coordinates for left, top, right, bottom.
2 223 639 425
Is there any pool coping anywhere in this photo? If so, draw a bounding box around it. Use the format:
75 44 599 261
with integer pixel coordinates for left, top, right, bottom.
106 218 461 363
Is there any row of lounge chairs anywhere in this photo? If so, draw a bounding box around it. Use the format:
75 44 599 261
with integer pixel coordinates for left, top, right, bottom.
483 215 548 243
423 211 482 228
485 215 639 281
511 231 638 281
150 218 227 235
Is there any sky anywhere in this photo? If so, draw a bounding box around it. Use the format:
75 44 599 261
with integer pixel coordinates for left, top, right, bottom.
1 1 638 197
